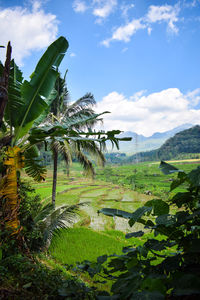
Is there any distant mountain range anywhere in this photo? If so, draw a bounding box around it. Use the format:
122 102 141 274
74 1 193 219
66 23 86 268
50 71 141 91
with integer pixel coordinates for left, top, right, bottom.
126 125 200 163
112 123 194 154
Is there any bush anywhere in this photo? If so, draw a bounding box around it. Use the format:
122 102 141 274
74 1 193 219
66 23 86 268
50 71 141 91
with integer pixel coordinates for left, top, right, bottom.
0 254 96 299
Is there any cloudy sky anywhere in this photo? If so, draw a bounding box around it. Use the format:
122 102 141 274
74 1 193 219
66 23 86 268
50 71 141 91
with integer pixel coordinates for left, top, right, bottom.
1 0 200 136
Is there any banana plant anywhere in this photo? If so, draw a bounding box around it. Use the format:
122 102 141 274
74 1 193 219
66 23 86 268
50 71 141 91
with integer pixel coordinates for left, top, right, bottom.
0 36 69 238
0 37 131 243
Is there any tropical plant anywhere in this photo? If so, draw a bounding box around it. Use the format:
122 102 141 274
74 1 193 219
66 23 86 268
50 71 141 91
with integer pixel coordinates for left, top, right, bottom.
47 72 105 206
0 37 68 245
18 181 86 251
77 161 200 299
0 38 131 250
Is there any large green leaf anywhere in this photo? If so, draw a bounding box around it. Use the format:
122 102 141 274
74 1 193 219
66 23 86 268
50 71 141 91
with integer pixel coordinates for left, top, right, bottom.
159 161 180 175
187 166 200 187
98 208 133 219
5 60 24 127
129 206 152 227
33 88 58 126
14 36 68 142
145 199 169 216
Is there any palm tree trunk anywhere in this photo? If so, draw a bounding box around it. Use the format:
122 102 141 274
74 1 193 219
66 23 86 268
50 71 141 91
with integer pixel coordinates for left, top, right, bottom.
66 162 70 178
52 148 58 208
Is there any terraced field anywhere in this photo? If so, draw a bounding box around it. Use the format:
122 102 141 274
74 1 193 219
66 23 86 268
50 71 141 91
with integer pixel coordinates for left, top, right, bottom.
33 172 153 233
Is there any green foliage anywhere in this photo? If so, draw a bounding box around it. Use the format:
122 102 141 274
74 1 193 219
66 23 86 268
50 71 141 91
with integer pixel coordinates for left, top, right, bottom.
81 161 200 299
0 254 95 299
18 182 83 252
96 161 199 198
24 146 47 181
13 37 69 142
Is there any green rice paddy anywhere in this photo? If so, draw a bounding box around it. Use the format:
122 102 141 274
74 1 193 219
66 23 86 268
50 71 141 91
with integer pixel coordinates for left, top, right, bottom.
32 160 200 275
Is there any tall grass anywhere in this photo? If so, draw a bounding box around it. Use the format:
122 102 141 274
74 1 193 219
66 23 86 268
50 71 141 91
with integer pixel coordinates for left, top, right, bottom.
49 227 130 266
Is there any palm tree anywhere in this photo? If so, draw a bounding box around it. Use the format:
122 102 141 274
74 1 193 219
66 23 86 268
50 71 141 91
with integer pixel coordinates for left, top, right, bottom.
0 38 130 250
47 73 105 207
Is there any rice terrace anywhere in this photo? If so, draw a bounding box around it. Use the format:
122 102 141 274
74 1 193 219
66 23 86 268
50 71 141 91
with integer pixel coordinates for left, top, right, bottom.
1 1 200 298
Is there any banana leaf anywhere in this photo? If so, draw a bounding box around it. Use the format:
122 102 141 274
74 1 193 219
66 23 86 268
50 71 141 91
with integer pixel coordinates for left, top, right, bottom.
5 60 23 128
13 36 68 143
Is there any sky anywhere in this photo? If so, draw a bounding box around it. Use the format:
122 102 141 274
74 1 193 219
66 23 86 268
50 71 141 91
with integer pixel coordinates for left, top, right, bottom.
1 0 200 136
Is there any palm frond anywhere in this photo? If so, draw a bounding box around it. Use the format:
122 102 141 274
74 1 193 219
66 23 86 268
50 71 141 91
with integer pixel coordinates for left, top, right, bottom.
50 73 69 115
75 148 95 178
79 140 106 167
41 203 86 247
24 145 46 182
66 93 96 115
64 109 103 130
62 140 72 167
33 203 54 223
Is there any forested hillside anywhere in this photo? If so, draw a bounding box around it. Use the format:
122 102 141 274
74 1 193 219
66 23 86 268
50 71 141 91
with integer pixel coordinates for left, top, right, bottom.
127 125 200 163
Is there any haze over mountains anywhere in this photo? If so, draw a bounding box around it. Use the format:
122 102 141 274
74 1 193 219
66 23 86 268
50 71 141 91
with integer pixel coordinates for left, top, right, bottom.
114 124 194 154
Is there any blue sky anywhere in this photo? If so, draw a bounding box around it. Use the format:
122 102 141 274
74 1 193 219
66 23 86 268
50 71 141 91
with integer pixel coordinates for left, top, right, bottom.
1 0 200 136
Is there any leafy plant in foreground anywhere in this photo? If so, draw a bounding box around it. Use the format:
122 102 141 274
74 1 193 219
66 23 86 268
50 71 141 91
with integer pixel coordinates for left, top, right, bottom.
0 254 96 299
78 161 200 299
18 181 86 252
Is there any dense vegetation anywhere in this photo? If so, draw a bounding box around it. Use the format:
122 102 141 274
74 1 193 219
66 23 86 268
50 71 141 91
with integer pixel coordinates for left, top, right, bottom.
77 161 200 299
96 160 200 198
0 38 129 299
1 37 200 299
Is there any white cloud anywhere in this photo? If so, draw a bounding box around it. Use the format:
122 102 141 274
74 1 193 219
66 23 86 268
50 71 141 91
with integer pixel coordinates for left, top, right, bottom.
0 1 58 65
96 88 200 136
102 18 146 46
72 0 88 13
185 88 200 106
101 3 180 46
183 0 199 8
120 3 135 20
70 52 76 57
93 0 117 19
147 27 152 35
146 4 180 34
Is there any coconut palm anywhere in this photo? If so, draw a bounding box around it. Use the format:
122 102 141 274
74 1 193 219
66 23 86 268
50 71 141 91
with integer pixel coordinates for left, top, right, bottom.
48 73 105 206
0 38 130 249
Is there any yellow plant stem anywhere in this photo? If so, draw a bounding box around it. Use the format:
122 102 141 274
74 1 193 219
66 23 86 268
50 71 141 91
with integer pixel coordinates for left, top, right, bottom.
1 146 24 235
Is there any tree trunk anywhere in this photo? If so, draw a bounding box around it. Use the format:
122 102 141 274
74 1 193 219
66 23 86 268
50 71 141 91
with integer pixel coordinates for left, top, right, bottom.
52 148 58 208
0 42 11 127
66 161 70 178
1 146 24 236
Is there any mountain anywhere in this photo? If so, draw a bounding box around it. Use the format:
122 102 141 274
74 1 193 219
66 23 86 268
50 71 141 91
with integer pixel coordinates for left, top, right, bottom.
158 125 200 160
127 125 200 163
113 123 193 154
150 124 193 139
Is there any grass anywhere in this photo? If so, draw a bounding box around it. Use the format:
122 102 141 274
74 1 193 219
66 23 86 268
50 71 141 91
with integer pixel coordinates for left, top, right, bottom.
21 160 197 293
49 227 130 266
96 160 200 198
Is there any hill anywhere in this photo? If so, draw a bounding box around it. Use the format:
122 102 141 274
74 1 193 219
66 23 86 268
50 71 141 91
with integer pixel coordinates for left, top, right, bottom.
126 125 200 163
108 123 193 154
